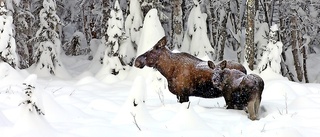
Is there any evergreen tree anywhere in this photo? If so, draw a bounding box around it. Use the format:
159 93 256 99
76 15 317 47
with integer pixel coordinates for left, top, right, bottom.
12 0 34 69
64 31 88 56
184 0 214 59
257 25 283 73
102 0 126 75
31 0 66 77
19 74 45 115
0 2 18 68
123 0 143 65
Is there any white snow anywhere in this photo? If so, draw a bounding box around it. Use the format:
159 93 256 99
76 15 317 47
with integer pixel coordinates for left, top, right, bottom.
137 9 165 56
1 60 320 137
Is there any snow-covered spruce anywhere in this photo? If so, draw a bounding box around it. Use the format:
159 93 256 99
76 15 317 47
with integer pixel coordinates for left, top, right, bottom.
122 0 144 66
183 0 214 60
19 74 44 115
31 0 69 78
64 31 89 56
257 24 283 74
0 2 18 68
99 0 127 77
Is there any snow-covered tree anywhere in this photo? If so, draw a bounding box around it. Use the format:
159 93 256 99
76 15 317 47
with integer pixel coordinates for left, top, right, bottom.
19 74 44 115
125 0 143 46
101 0 126 75
78 0 103 42
184 0 214 60
123 0 143 66
106 0 124 58
11 0 34 69
60 0 89 56
31 0 67 77
64 31 88 56
258 24 283 74
0 2 18 68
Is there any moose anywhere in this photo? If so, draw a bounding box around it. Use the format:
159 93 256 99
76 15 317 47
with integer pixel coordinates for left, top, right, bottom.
134 36 246 103
210 60 264 120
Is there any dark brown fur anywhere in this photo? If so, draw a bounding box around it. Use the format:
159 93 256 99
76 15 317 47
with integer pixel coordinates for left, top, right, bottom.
211 60 264 120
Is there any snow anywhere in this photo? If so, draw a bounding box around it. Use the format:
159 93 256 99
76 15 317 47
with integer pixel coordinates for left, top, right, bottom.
0 51 319 137
137 9 165 56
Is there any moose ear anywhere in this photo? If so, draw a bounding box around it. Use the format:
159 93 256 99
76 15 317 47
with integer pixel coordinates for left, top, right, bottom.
207 61 215 69
155 36 167 48
219 60 227 69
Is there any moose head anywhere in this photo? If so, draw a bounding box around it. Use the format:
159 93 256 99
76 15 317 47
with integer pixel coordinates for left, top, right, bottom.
211 60 227 90
134 36 167 68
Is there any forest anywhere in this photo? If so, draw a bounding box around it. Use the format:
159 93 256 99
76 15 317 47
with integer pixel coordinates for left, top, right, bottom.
1 0 320 82
2 0 320 136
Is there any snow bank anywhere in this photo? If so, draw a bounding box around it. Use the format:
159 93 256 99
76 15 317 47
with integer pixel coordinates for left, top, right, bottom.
112 76 155 125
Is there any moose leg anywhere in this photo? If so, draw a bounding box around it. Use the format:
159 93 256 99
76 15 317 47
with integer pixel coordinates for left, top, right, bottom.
178 95 189 103
247 96 258 120
224 93 234 109
254 96 261 117
226 101 234 109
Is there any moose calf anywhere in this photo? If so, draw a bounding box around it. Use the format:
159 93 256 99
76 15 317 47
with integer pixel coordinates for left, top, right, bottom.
211 60 264 120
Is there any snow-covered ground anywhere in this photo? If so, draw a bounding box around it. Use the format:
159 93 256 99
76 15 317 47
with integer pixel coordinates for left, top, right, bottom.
0 54 320 137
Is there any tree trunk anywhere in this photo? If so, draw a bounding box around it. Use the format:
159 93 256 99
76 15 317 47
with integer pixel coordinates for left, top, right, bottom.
291 16 303 82
218 13 227 61
300 32 309 83
172 0 183 50
208 0 215 52
302 46 309 83
245 0 255 70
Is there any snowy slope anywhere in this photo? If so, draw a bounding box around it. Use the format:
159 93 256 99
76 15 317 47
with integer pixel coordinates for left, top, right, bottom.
0 55 320 137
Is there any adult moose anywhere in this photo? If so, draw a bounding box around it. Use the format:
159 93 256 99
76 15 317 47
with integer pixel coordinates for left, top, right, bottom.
134 36 246 103
211 60 264 120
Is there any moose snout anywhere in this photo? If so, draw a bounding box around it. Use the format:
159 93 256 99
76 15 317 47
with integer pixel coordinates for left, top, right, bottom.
134 56 146 68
